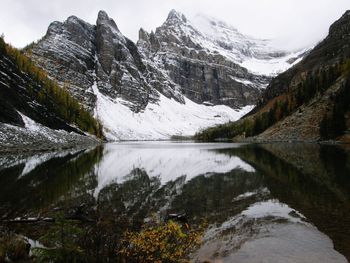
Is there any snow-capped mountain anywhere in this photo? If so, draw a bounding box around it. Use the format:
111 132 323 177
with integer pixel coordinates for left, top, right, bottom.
138 10 309 102
27 10 306 140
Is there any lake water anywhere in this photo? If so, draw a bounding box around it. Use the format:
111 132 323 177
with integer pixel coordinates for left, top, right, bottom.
0 142 349 262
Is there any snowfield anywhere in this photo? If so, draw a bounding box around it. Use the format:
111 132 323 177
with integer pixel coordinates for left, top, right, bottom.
93 85 253 141
240 48 308 76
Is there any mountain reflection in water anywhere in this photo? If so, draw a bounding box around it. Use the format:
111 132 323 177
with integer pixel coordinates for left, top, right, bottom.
0 142 349 262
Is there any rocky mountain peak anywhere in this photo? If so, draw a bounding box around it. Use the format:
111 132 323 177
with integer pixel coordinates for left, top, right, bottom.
47 21 63 35
328 10 350 38
65 15 93 30
97 10 120 32
166 9 187 24
194 13 238 33
139 28 150 43
66 15 80 23
138 28 160 52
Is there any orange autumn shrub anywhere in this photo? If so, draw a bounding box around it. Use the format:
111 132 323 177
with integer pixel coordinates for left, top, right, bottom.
119 220 201 263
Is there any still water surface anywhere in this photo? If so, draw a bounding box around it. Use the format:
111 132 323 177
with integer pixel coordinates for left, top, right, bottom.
0 142 349 262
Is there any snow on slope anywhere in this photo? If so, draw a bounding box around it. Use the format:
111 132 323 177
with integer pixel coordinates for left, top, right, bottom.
19 112 78 143
190 13 274 60
241 48 308 76
94 142 255 196
93 84 253 140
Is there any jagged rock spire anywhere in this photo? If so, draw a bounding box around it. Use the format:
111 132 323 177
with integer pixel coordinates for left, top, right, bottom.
166 9 187 23
97 10 120 32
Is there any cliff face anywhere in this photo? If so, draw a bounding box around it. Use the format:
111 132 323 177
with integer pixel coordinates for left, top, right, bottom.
0 44 77 132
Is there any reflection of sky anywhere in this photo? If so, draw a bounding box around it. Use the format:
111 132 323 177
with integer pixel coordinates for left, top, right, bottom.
197 199 348 263
94 142 255 196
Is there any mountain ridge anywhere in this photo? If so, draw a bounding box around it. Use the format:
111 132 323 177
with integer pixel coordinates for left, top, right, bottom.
22 10 299 140
21 9 309 140
28 10 305 109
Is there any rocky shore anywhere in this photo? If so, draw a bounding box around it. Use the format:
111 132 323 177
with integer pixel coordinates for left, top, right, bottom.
0 123 100 154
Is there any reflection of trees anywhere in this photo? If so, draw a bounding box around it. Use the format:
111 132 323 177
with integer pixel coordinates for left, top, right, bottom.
0 146 103 218
229 144 350 261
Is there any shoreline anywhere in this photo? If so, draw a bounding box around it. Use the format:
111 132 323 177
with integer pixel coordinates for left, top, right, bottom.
0 140 102 154
1 136 349 155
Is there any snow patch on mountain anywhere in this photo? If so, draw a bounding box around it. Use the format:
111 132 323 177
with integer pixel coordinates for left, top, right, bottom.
241 48 308 76
93 83 253 140
18 112 73 143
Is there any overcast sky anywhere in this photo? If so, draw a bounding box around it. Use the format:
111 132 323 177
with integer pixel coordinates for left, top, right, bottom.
1 0 349 50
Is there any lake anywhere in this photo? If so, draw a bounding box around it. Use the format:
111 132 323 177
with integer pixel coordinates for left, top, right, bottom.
0 142 349 262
